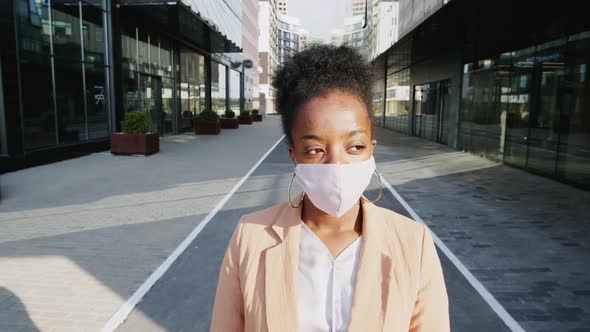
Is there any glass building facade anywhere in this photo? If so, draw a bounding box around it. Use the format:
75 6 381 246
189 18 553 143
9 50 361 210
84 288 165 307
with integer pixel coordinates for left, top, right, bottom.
211 62 227 115
461 32 590 186
16 0 110 150
0 0 244 171
372 0 590 189
179 48 206 131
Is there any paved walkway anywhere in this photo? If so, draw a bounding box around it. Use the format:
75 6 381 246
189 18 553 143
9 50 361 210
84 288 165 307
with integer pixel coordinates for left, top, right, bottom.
375 131 590 332
1 117 589 332
0 118 284 332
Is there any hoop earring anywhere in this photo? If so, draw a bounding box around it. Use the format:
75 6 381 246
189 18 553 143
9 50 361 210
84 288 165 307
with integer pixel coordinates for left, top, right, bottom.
363 170 383 203
288 173 305 208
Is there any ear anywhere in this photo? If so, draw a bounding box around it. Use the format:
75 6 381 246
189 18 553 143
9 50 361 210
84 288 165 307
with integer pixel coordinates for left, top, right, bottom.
371 139 377 148
288 145 296 165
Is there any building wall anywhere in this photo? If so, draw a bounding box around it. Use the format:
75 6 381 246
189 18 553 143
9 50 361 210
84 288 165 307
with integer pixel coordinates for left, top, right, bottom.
351 0 366 17
0 0 245 171
376 0 590 189
186 0 243 48
258 0 282 114
371 0 399 60
409 49 463 149
242 0 259 110
342 15 370 60
277 14 304 64
331 29 344 46
398 0 447 39
277 0 287 15
459 33 590 187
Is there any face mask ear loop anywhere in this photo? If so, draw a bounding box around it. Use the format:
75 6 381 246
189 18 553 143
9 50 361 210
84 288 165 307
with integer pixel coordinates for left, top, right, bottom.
289 156 304 208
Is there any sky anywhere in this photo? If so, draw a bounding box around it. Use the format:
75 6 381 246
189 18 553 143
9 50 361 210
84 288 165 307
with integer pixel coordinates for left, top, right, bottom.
287 0 349 43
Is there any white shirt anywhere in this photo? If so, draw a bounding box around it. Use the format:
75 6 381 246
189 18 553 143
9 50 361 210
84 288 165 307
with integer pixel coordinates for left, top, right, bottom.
297 221 363 332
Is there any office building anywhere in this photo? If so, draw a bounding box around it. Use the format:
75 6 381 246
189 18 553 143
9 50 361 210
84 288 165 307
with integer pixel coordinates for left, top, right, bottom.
243 0 261 111
0 0 244 171
372 0 590 188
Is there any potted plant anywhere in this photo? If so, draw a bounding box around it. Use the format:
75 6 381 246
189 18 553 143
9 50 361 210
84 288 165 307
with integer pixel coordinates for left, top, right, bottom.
238 110 253 125
195 110 221 135
251 109 263 122
221 109 239 129
111 111 159 155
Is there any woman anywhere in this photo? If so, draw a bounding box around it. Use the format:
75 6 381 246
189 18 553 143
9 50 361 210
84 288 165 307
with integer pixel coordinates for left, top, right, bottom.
210 45 449 332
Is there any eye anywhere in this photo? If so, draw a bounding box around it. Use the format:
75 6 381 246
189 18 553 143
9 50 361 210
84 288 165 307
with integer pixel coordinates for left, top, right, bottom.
305 147 324 155
349 145 366 152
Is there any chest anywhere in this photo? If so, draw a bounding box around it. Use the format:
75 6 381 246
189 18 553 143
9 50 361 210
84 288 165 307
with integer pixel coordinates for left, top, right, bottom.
297 225 363 332
303 227 362 259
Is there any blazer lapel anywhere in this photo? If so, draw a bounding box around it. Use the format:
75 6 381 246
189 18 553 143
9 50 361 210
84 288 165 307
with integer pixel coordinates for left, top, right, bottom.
265 195 303 332
347 198 396 332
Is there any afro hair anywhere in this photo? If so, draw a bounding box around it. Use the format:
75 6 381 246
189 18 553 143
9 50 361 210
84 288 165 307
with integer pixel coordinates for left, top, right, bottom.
271 44 375 145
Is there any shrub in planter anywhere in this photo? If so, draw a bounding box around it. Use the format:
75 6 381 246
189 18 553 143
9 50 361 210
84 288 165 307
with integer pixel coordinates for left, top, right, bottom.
195 110 221 135
221 109 239 129
225 109 236 118
251 109 262 122
111 111 159 156
238 110 253 125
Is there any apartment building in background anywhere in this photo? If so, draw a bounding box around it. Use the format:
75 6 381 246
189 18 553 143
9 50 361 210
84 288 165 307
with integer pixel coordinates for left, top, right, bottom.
277 15 308 63
242 0 261 111
331 29 344 47
258 0 279 114
341 15 370 60
370 0 399 60
276 0 287 15
258 0 307 114
351 0 366 17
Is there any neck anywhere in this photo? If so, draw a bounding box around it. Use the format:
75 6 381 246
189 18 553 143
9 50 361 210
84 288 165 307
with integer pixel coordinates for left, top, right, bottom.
300 195 363 235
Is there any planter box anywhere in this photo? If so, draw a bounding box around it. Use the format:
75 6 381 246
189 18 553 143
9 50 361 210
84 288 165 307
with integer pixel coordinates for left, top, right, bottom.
111 133 159 156
195 119 221 135
220 118 239 129
252 114 263 122
238 115 253 125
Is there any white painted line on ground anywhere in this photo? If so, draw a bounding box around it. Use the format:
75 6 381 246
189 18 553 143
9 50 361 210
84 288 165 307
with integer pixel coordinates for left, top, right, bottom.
101 135 286 332
381 177 526 332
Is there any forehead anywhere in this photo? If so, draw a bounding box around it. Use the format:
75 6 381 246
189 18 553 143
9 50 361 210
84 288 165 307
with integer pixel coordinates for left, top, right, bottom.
294 90 370 133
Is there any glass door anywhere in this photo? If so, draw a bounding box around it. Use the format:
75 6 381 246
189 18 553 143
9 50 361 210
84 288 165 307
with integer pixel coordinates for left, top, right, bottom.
413 84 426 138
503 47 535 169
413 82 443 142
138 74 162 134
162 77 174 135
437 80 451 144
526 39 566 176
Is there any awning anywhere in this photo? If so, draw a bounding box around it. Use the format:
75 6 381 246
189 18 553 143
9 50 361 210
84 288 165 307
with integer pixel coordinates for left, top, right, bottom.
116 0 242 53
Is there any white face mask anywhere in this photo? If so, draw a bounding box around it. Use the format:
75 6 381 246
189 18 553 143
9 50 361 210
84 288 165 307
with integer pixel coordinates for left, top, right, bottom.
294 156 376 217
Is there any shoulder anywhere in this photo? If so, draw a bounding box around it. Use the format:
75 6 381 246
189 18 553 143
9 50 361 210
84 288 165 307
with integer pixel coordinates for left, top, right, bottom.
369 203 430 255
373 203 426 235
232 201 290 247
239 201 289 227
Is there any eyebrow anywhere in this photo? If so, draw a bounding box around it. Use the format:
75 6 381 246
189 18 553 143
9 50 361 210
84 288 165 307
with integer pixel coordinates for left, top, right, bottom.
347 129 367 137
299 129 367 141
301 134 322 141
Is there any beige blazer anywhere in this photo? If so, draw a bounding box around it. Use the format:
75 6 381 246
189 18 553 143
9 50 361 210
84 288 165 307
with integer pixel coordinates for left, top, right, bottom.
210 195 450 332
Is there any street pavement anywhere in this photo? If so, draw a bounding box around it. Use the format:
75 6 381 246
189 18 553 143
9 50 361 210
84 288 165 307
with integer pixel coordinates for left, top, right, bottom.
1 116 589 332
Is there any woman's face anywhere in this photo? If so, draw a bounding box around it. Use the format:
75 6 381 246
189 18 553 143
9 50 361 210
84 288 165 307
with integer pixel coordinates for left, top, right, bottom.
288 90 377 165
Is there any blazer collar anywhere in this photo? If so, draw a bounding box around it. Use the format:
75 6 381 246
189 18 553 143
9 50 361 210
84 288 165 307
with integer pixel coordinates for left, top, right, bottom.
265 194 396 332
